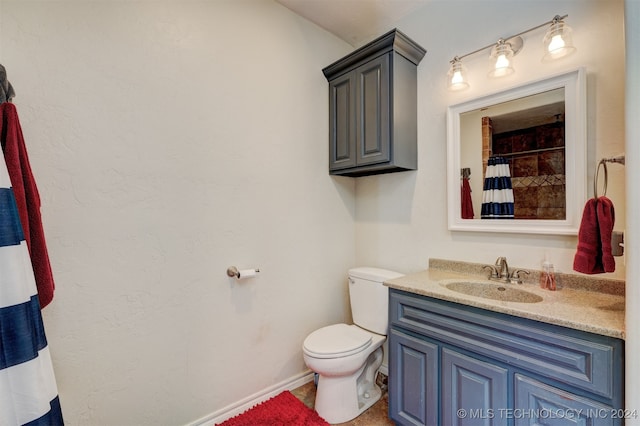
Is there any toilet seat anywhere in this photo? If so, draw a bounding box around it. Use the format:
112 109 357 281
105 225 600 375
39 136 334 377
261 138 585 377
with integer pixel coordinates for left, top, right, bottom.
303 324 372 359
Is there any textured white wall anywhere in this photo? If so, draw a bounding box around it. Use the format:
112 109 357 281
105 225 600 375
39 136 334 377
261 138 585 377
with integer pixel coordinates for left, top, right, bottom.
0 1 355 424
355 0 627 279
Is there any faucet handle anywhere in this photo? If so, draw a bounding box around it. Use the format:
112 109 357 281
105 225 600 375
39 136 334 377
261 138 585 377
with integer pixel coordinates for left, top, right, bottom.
510 269 530 284
483 265 499 279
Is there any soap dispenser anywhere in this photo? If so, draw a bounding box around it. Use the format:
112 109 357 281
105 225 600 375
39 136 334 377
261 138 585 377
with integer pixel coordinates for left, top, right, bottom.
540 256 557 291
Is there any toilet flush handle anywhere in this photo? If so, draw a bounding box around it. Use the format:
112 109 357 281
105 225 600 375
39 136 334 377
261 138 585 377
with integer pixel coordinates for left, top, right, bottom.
349 278 355 284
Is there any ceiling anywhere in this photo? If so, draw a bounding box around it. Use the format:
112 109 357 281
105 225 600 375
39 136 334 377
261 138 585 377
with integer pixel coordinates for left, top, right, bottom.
491 102 565 134
275 0 430 46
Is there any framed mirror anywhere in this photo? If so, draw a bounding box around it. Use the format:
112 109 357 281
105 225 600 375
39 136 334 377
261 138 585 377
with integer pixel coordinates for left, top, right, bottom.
446 68 586 235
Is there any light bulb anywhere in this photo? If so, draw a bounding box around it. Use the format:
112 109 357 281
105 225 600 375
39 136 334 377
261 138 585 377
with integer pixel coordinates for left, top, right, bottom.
447 59 469 91
488 41 514 78
451 70 464 85
548 34 565 52
495 54 510 70
542 18 576 62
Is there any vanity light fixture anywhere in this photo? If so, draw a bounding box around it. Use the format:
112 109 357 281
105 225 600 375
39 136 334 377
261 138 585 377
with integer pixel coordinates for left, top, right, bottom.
542 15 576 62
488 39 517 78
447 57 469 91
447 14 575 91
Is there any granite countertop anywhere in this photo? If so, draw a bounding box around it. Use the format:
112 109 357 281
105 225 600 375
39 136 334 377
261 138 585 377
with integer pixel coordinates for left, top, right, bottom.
384 259 625 340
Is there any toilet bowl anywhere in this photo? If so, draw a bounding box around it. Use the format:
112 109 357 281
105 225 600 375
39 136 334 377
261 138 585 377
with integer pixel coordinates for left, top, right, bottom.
303 324 385 424
302 267 403 424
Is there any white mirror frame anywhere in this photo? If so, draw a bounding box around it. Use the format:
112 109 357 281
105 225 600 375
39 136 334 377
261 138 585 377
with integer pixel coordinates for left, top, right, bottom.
446 68 586 235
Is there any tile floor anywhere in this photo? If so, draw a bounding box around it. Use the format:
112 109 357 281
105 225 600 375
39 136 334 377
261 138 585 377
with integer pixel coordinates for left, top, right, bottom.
291 374 394 425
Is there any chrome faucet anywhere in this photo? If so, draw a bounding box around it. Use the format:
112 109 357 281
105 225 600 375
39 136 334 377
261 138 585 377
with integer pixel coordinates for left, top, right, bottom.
484 257 530 284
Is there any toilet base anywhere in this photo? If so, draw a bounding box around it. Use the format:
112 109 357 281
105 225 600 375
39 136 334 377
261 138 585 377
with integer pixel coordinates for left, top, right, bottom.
314 347 383 424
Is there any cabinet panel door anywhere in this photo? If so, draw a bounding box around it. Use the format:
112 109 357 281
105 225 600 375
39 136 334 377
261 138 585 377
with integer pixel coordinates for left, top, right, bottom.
356 54 390 166
442 347 509 426
389 329 438 426
514 374 618 426
329 72 356 170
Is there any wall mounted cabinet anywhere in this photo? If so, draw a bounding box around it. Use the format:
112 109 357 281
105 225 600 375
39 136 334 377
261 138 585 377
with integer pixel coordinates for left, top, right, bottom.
323 29 426 177
388 289 625 426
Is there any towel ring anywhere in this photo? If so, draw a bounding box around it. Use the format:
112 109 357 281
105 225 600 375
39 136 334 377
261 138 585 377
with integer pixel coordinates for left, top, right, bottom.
594 159 608 198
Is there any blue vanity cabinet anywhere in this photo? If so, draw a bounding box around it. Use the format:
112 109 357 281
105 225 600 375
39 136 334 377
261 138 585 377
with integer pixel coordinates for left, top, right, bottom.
388 288 625 426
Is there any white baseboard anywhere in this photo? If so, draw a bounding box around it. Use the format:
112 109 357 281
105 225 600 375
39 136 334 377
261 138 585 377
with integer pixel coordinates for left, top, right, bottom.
187 370 315 426
379 362 388 377
187 362 388 426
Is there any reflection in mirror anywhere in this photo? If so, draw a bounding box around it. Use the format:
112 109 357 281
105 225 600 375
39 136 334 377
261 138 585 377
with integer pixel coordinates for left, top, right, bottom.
447 68 586 235
460 88 566 220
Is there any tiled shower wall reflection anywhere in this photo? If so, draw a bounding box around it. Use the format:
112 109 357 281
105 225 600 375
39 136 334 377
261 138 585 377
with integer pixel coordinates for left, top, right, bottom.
483 117 566 219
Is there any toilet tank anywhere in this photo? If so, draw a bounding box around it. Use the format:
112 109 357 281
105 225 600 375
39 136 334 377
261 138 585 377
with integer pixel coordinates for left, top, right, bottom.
348 267 404 335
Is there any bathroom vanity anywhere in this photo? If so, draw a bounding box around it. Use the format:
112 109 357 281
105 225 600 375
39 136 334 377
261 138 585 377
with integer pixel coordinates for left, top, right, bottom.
385 261 626 426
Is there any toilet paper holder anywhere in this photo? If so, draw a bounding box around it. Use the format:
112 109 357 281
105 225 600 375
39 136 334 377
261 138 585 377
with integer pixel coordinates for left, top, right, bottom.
226 266 260 279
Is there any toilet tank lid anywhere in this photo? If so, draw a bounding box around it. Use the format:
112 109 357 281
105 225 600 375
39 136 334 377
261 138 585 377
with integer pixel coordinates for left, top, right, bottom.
349 267 404 282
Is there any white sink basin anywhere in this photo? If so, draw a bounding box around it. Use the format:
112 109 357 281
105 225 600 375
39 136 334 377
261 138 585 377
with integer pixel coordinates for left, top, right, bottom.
441 280 543 303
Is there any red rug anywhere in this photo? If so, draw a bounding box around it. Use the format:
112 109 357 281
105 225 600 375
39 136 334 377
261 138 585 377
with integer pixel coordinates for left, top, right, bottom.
217 391 329 426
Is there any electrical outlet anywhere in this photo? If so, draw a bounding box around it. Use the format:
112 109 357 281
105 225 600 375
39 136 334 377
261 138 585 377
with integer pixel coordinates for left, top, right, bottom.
612 231 624 256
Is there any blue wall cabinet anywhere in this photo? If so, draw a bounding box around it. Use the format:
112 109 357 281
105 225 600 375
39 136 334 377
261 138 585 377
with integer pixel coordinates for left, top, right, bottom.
323 29 425 177
388 289 625 426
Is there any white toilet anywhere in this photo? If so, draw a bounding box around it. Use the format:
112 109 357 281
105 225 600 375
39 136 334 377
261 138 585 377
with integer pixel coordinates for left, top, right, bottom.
302 267 403 424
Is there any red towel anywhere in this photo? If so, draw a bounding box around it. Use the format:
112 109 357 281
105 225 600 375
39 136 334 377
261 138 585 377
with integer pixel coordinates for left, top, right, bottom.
573 198 601 274
461 178 474 219
597 196 615 273
1 102 56 308
573 197 615 274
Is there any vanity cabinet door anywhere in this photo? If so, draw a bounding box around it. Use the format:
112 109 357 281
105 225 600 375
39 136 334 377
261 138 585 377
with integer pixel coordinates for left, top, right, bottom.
442 348 509 426
514 374 618 426
389 329 438 426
